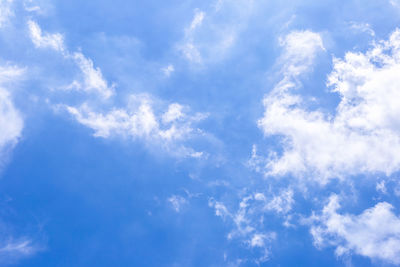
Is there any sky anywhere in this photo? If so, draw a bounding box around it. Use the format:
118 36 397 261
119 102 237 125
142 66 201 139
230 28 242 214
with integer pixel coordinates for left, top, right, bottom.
1 0 400 266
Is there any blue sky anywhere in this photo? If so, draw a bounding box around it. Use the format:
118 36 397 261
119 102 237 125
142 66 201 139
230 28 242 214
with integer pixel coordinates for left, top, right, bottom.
1 0 400 266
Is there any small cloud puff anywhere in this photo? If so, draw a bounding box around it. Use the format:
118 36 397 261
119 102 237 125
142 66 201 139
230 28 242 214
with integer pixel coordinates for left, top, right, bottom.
168 195 187 212
161 64 175 77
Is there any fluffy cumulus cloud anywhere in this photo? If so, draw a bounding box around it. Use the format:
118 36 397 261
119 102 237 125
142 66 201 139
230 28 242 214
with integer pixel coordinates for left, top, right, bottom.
64 95 208 157
0 65 24 166
309 195 400 264
258 29 400 182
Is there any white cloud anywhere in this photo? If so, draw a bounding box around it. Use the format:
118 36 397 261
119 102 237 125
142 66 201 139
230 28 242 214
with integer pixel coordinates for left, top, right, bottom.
0 65 24 167
259 29 400 183
178 0 254 65
391 0 400 7
179 9 205 64
0 88 22 152
208 196 276 263
376 180 387 194
278 30 325 77
309 195 400 264
263 189 294 214
28 21 114 99
188 9 205 32
0 239 37 257
28 20 65 52
69 52 114 99
168 195 187 212
23 0 41 13
252 189 294 216
208 188 294 257
162 103 184 124
64 96 207 157
27 21 208 156
161 64 175 77
349 22 375 37
0 236 42 265
0 0 14 28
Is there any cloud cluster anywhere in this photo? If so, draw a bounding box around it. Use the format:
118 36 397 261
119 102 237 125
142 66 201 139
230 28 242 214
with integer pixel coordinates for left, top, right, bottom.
309 195 400 264
28 20 209 157
208 188 295 263
64 95 208 157
259 29 400 182
209 195 276 264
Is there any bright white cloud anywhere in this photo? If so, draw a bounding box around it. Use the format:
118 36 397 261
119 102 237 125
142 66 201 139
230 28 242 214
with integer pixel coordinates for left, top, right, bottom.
259 29 400 183
309 195 400 264
278 30 325 77
69 52 114 99
64 96 207 157
162 103 184 124
28 20 65 52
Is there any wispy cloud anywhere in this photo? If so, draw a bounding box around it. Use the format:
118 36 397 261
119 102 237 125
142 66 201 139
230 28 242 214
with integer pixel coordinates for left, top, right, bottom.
168 195 187 212
349 21 375 36
27 20 114 99
178 0 254 65
0 0 14 28
28 20 65 52
0 64 24 169
208 195 277 263
161 64 174 77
